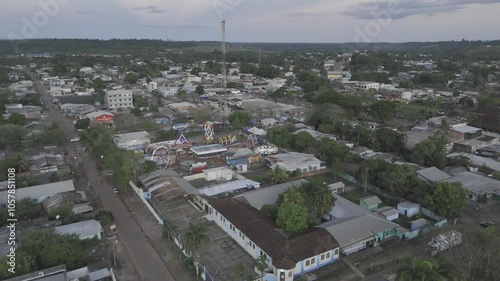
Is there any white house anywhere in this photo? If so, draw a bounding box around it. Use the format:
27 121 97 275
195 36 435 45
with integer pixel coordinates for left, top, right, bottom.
55 219 103 240
267 152 325 173
208 198 341 281
397 202 421 218
0 180 75 205
355 82 380 91
113 131 151 150
148 81 158 91
261 118 277 127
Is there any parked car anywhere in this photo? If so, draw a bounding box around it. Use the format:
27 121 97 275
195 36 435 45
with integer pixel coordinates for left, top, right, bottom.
112 188 119 194
480 221 496 228
107 171 113 176
70 137 80 142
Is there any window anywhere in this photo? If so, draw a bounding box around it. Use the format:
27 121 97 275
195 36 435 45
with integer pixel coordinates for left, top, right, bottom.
230 224 236 232
288 271 292 277
305 260 310 266
305 257 315 266
326 252 330 259
334 248 339 256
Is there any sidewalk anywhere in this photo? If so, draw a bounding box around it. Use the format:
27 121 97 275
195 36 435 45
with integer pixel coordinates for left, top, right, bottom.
121 192 197 281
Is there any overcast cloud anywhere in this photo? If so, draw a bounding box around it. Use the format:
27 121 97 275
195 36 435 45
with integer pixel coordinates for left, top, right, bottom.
0 0 498 42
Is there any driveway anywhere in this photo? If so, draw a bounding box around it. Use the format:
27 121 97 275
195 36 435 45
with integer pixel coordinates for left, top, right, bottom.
30 74 177 281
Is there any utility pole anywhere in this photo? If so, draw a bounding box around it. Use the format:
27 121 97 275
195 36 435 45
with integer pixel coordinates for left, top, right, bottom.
221 17 228 113
109 225 117 267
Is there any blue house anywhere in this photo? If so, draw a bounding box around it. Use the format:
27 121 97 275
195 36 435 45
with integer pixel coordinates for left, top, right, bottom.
209 198 340 281
227 148 259 166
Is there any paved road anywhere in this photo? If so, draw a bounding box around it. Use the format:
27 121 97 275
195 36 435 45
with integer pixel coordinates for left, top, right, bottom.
31 75 176 281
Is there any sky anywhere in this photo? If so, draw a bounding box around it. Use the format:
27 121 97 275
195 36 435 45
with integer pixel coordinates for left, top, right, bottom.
1 0 499 43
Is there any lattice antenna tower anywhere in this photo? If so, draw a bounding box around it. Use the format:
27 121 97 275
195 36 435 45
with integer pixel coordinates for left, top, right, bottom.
221 17 228 110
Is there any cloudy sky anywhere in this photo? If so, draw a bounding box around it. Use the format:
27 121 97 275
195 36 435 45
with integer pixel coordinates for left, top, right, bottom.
1 0 499 43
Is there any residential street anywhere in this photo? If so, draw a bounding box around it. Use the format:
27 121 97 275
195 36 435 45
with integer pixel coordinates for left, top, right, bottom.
30 75 177 281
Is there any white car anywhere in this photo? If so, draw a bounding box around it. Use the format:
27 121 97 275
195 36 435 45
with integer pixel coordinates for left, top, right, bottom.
70 137 80 142
112 188 119 194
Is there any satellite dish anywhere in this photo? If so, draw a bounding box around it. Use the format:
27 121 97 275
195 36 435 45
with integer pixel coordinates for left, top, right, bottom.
56 215 60 220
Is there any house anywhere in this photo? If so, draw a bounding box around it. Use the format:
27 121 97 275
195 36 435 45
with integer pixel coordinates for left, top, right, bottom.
417 167 452 184
198 179 260 197
148 81 158 91
375 206 399 221
328 182 345 194
235 180 307 210
355 82 380 91
449 125 482 139
359 196 382 211
105 89 133 110
4 265 68 281
320 195 407 255
410 218 430 231
227 148 259 166
84 110 115 123
442 171 499 201
261 118 277 127
208 198 341 280
55 219 103 240
27 153 68 175
167 102 197 113
42 191 88 214
267 152 325 173
397 202 421 218
113 131 151 150
0 180 75 205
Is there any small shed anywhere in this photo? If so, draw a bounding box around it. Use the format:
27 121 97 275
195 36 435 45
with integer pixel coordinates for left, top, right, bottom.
397 202 421 218
360 196 382 211
328 182 346 194
375 206 399 221
410 218 430 231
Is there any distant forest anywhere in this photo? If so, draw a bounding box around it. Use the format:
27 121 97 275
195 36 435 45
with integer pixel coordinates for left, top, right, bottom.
1 39 500 58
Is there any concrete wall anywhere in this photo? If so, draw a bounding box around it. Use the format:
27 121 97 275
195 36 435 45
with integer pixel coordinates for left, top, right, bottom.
129 181 163 225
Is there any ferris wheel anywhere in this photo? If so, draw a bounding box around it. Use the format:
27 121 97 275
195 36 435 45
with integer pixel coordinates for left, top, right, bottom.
150 145 174 168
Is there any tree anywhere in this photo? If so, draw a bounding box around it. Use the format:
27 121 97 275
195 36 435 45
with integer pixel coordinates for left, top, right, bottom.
396 258 455 281
303 182 336 225
17 198 43 221
0 252 35 280
425 182 468 220
374 128 407 153
279 186 305 205
48 203 72 220
228 111 251 128
320 140 352 167
412 135 447 169
162 219 179 241
124 72 139 84
255 255 268 280
276 203 308 235
369 100 396 124
0 124 27 150
267 127 293 148
195 85 204 95
0 67 9 83
268 166 289 184
183 223 210 256
377 164 418 197
75 118 90 130
235 262 249 281
140 160 158 174
7 113 27 126
21 228 95 270
293 131 316 153
95 210 114 226
260 204 278 220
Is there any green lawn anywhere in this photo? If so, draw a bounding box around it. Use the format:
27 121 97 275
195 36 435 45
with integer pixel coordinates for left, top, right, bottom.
306 171 344 185
396 103 438 122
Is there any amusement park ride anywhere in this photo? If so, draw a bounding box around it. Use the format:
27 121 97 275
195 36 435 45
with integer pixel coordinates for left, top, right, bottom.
144 125 190 169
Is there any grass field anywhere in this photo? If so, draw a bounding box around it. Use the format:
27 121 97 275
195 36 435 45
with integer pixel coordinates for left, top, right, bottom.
396 103 438 122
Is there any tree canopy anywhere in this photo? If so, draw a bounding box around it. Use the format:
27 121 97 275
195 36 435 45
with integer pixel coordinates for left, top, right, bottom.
228 111 251 128
276 202 309 235
425 182 468 219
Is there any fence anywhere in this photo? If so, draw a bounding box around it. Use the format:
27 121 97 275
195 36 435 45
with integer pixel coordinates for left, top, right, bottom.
339 173 404 202
129 181 163 225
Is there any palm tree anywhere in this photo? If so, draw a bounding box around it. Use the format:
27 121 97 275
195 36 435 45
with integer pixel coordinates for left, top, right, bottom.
269 166 288 184
162 219 178 242
183 223 210 257
255 255 268 280
234 262 248 281
396 258 455 281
